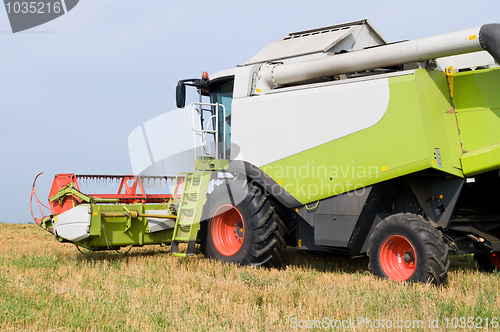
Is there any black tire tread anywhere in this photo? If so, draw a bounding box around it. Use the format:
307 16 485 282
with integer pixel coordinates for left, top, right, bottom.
367 213 449 286
201 175 286 268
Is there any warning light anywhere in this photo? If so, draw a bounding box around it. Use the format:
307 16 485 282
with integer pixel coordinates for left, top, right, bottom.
202 71 209 80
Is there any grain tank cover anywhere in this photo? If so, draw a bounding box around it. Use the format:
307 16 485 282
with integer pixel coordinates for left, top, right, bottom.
245 19 388 65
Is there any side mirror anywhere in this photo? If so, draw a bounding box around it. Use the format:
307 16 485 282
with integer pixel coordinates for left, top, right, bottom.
176 83 186 108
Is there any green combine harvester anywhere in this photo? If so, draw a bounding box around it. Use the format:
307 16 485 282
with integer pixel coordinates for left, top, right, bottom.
32 19 500 285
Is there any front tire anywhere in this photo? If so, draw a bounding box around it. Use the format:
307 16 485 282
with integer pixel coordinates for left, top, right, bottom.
367 213 449 285
200 174 286 267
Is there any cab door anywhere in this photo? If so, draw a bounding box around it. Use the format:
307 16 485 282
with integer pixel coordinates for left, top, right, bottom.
210 79 234 158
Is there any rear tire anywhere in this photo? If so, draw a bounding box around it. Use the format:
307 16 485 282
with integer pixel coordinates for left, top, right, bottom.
474 253 500 272
200 174 286 267
367 213 449 285
474 229 500 272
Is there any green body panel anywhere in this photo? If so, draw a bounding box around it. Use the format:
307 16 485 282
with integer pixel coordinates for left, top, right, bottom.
462 143 500 176
260 69 464 204
74 204 174 249
415 70 463 171
454 67 500 176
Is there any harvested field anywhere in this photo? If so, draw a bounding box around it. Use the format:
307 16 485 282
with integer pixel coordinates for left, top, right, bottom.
1 223 499 331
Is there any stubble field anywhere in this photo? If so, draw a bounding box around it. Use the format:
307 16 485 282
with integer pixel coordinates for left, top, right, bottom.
1 223 499 331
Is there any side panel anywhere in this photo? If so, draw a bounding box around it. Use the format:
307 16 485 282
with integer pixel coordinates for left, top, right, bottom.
414 69 463 171
455 67 500 151
232 77 391 167
74 204 174 249
454 67 500 176
295 173 464 254
295 181 398 254
314 215 358 247
53 205 91 242
235 73 433 204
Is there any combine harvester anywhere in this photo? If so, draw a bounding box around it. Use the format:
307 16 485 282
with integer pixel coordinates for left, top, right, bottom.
32 20 500 285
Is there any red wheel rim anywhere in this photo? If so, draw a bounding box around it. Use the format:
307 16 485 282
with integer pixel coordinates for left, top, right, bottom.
211 204 245 256
380 235 417 281
488 253 500 269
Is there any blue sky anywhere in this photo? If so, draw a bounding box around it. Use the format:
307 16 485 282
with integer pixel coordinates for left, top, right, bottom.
1 0 499 223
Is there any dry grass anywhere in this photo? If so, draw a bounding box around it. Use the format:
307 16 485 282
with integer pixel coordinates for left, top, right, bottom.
1 223 500 331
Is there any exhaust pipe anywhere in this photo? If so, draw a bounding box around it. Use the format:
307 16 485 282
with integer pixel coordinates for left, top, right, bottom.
262 24 500 87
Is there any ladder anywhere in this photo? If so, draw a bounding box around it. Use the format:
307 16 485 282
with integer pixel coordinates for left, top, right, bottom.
170 170 212 257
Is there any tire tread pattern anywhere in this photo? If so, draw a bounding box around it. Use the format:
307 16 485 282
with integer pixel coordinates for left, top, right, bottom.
367 213 449 286
202 174 286 268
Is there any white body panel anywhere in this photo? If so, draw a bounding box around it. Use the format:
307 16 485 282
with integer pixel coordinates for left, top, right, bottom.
232 77 390 167
146 210 175 233
53 205 91 242
247 27 354 65
246 19 387 65
436 51 498 71
233 65 260 99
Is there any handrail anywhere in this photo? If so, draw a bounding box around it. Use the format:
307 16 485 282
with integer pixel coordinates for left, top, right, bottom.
188 102 226 159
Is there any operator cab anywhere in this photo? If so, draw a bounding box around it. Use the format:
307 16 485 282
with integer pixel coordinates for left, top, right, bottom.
176 70 235 159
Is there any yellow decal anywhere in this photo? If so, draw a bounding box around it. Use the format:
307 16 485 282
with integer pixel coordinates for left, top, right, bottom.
93 212 98 216
469 34 477 40
381 166 388 171
256 88 262 93
277 179 283 184
432 160 436 165
54 216 58 224
298 239 302 247
445 66 454 100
